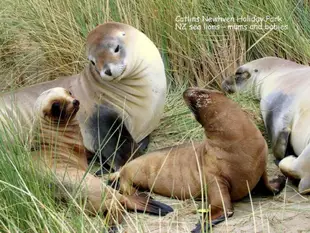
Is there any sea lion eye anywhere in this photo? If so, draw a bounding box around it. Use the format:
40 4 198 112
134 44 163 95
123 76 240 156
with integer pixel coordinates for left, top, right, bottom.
114 45 120 53
90 60 95 66
254 69 258 72
51 101 61 117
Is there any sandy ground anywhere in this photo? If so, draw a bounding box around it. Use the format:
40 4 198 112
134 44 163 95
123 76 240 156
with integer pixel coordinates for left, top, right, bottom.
117 154 310 233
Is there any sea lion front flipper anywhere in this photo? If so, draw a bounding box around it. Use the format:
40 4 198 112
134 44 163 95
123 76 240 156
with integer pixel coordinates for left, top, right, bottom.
273 127 291 160
120 194 173 216
281 145 310 194
279 155 300 179
299 175 310 194
278 152 310 194
138 134 150 152
191 181 233 233
88 105 142 173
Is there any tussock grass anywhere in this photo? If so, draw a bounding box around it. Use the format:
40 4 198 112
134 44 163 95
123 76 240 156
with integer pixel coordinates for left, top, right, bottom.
0 122 171 233
1 0 310 89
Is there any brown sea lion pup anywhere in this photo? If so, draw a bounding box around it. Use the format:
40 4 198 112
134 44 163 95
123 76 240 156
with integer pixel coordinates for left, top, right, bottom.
0 21 167 171
31 87 173 230
109 87 285 232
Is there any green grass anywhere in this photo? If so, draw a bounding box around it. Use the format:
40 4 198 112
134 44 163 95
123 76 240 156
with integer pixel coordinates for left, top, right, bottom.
0 126 110 232
1 0 310 232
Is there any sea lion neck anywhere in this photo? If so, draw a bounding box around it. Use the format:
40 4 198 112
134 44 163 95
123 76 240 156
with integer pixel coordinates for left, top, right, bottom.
35 117 82 148
37 114 78 127
83 63 149 102
202 99 249 142
82 63 153 140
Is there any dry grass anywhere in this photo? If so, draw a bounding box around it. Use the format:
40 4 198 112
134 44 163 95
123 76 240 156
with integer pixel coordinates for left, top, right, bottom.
1 0 310 89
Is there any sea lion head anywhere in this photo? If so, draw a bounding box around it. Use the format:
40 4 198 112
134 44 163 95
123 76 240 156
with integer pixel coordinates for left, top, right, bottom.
221 57 287 94
183 87 225 127
86 22 128 81
34 87 80 123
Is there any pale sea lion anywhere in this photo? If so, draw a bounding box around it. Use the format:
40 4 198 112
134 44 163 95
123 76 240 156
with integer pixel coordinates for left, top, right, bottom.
221 57 310 193
109 87 285 232
0 22 166 170
31 87 173 229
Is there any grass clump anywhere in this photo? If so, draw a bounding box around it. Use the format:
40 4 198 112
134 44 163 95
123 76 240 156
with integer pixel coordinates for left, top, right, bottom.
0 125 112 232
1 0 310 89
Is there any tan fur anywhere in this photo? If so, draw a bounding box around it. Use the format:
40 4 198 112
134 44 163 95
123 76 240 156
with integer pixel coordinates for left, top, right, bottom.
0 22 166 149
112 88 284 228
31 87 172 227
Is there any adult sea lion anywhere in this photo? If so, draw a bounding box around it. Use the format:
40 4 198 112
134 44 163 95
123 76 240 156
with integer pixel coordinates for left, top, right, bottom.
0 22 166 170
31 87 173 229
221 57 310 194
109 87 285 232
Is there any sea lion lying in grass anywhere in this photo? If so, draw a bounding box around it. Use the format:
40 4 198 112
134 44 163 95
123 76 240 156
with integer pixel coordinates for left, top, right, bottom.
31 87 173 229
109 87 285 232
0 21 166 171
221 57 310 194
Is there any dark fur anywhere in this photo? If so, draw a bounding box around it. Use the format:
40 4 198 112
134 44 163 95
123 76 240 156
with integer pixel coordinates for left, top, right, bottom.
87 105 143 174
264 92 293 148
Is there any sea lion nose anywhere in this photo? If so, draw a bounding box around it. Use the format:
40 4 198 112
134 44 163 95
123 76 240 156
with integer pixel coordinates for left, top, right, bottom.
105 69 112 76
72 99 80 107
221 79 234 94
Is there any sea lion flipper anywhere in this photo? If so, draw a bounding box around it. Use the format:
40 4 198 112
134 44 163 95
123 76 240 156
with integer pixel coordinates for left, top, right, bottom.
191 221 207 233
273 127 291 160
279 155 300 179
299 175 310 194
191 181 233 233
121 194 173 216
138 134 151 152
88 105 142 173
191 211 234 233
208 181 234 222
191 214 231 233
251 171 286 196
280 145 310 194
106 225 118 233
